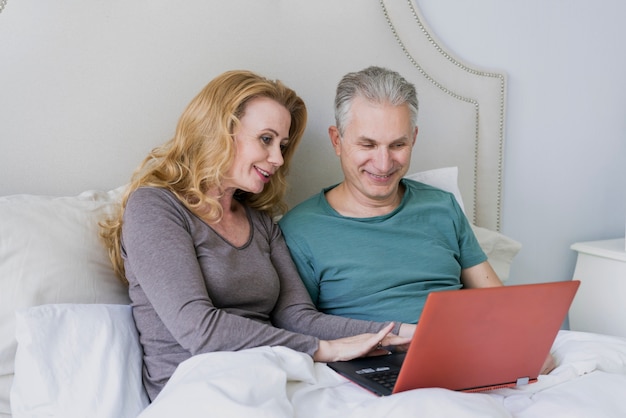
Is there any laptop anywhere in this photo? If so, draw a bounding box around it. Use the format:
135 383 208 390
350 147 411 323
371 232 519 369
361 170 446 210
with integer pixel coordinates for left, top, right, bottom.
327 280 580 396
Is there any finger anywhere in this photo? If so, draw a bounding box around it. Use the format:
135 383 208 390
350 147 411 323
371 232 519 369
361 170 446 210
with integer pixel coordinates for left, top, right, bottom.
393 343 411 353
380 333 412 347
382 339 411 349
540 353 556 374
375 323 395 340
371 323 395 349
366 348 392 357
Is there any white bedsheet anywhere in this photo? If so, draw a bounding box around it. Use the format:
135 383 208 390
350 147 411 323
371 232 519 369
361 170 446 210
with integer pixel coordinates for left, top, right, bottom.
139 330 626 418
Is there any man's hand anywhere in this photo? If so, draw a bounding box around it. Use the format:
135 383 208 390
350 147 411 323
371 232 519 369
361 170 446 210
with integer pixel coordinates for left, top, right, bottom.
540 353 556 375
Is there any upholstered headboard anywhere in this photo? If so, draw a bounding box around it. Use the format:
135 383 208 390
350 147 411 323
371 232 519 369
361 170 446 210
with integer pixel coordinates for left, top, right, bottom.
0 0 505 231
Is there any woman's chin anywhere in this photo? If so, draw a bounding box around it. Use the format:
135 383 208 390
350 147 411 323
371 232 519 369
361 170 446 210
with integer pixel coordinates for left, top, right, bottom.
246 184 266 195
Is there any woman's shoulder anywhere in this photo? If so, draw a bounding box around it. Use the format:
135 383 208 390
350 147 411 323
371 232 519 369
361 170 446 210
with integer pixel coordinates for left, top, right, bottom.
246 205 274 226
126 187 186 219
128 186 177 205
244 205 281 238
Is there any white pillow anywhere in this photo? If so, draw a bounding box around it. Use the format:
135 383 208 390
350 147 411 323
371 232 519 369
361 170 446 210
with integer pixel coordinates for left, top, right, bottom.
404 167 520 280
404 166 466 212
471 225 521 281
0 187 130 415
11 304 149 417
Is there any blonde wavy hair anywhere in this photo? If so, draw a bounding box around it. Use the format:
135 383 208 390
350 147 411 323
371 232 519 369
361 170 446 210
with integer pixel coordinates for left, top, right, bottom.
100 70 307 283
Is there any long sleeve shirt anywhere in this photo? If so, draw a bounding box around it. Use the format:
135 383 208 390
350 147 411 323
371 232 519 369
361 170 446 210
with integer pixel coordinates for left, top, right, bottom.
121 187 390 400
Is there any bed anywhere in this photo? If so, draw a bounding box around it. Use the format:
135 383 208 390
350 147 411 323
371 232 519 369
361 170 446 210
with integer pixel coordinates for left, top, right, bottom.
2 1 626 417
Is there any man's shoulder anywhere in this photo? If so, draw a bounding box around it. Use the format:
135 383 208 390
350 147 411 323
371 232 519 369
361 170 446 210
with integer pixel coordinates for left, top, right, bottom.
403 178 458 200
402 177 447 192
401 178 465 214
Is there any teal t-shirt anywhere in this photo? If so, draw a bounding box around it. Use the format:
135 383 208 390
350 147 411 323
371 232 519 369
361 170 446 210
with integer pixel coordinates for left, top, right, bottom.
278 179 487 324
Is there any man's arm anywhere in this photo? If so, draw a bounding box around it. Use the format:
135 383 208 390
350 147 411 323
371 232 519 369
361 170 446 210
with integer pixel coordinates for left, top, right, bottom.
460 260 504 288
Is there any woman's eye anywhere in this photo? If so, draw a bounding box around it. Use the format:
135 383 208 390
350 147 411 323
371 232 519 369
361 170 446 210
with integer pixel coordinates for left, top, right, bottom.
280 143 288 153
260 135 272 145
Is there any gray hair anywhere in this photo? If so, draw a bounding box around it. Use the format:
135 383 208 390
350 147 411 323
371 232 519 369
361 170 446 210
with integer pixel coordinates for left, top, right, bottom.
334 66 419 136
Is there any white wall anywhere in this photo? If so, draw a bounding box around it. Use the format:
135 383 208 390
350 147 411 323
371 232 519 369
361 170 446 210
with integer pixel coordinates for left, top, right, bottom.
416 0 626 285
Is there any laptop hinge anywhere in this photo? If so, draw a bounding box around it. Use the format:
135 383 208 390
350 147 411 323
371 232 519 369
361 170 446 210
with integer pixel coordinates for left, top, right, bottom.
516 377 530 386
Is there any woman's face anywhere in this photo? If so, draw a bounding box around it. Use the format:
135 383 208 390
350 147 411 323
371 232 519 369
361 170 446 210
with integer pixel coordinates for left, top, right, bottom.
224 96 291 194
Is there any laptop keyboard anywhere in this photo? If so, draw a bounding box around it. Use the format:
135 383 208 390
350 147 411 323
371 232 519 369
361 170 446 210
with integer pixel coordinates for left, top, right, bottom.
363 369 399 391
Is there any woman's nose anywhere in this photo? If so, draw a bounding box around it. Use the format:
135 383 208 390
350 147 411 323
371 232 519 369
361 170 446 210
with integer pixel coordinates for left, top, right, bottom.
268 143 284 167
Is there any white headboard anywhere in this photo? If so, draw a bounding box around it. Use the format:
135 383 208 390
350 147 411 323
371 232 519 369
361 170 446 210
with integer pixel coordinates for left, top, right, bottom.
0 0 505 230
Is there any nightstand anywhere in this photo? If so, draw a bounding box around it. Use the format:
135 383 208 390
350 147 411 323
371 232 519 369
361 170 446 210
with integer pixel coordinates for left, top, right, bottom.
568 238 626 338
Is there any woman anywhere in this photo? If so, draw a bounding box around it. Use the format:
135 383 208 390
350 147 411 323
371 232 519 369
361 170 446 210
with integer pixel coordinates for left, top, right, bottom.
100 70 412 401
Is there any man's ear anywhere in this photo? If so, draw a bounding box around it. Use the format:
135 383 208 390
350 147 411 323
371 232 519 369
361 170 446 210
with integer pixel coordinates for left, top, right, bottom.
412 126 418 145
328 126 342 156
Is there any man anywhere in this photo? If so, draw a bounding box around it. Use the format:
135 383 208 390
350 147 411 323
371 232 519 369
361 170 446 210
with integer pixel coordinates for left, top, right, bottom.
279 66 503 325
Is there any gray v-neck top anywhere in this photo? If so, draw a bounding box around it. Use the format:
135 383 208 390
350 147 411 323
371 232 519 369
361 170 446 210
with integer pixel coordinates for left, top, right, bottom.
121 187 389 400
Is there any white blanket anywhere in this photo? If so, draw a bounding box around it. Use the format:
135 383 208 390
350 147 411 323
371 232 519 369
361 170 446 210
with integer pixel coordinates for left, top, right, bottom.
139 330 626 418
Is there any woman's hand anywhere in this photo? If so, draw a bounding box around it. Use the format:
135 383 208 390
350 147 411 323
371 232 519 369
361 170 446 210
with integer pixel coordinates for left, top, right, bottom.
391 323 416 352
398 323 416 338
313 323 412 362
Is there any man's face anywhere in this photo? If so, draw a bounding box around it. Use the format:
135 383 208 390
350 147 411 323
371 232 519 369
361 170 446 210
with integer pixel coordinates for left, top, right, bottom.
329 96 417 205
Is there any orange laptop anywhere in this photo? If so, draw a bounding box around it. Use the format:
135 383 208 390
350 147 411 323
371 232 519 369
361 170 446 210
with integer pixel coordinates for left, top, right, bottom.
327 280 580 396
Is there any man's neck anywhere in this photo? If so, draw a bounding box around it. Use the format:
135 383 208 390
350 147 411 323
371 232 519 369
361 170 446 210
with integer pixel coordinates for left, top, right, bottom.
325 182 404 218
